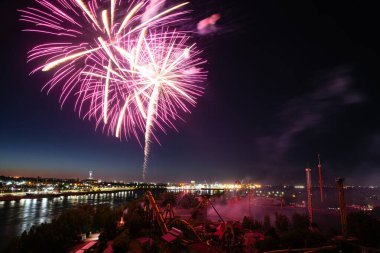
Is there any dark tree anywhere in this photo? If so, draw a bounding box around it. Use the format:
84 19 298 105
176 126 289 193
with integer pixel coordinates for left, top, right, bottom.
178 193 199 209
256 236 279 252
371 206 380 220
275 212 289 233
160 191 177 207
242 216 262 230
3 205 121 253
112 230 131 253
124 200 146 236
263 215 271 231
291 213 310 231
347 211 380 248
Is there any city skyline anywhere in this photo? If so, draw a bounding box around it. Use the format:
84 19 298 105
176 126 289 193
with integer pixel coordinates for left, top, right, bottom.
1 1 380 184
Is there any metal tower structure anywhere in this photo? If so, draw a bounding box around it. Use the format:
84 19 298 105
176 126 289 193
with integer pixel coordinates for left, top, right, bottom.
305 166 313 225
248 183 255 219
318 154 324 203
89 171 93 179
145 191 169 235
336 178 347 237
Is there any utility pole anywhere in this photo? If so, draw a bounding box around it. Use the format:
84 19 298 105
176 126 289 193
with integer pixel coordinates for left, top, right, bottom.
318 154 324 203
305 166 313 225
36 176 39 193
336 178 347 237
248 185 255 220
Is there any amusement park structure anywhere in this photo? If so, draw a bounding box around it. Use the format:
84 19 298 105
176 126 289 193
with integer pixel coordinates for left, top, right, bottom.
317 154 324 203
305 166 313 225
335 178 347 238
143 191 251 252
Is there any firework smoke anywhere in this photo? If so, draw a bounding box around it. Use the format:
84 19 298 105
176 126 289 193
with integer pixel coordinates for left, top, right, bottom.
197 13 220 34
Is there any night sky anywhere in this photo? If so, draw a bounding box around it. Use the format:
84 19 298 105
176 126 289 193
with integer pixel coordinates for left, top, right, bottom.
1 1 380 184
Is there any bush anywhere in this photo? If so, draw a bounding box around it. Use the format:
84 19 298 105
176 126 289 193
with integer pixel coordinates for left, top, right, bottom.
160 192 177 207
242 216 262 230
4 204 121 253
304 231 326 247
112 230 131 253
280 230 305 248
347 211 380 247
178 194 199 209
256 236 279 252
141 239 160 253
275 212 289 233
263 215 271 231
291 213 309 231
97 232 108 252
124 200 146 236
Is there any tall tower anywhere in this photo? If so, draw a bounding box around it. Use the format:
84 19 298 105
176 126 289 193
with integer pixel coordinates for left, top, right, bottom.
318 154 324 203
305 166 313 225
336 178 347 237
89 171 93 179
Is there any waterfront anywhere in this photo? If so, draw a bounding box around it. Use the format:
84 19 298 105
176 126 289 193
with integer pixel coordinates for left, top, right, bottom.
0 190 142 251
1 186 379 251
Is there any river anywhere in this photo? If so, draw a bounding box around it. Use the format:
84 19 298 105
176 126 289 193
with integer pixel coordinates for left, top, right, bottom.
0 190 144 251
1 187 377 251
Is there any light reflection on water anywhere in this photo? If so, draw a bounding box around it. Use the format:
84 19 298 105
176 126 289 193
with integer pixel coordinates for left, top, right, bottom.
0 190 139 250
2 187 376 251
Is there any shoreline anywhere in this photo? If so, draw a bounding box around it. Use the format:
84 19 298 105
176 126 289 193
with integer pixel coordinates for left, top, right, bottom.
0 188 138 201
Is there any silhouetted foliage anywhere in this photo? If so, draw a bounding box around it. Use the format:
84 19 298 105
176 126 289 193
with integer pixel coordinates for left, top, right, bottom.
141 239 160 253
347 211 380 247
280 230 305 248
124 200 147 236
275 212 289 233
97 232 108 253
160 191 177 207
263 215 271 231
178 193 199 209
112 230 131 253
257 212 326 251
4 204 120 253
304 231 326 248
371 206 380 220
264 227 279 241
92 205 112 231
242 216 262 230
291 213 310 231
256 236 279 252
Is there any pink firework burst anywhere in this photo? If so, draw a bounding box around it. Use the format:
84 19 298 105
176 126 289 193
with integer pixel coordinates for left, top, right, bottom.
82 28 207 179
20 0 207 180
20 0 190 126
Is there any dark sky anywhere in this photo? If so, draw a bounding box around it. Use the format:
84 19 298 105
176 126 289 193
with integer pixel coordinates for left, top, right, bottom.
1 1 380 184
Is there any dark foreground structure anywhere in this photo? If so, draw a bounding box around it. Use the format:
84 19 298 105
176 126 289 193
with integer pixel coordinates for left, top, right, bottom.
3 187 380 253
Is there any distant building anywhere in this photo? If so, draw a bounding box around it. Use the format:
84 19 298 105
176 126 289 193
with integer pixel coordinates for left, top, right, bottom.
83 171 97 185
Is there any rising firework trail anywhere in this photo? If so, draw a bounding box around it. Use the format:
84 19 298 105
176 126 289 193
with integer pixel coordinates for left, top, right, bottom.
20 0 207 180
113 29 206 179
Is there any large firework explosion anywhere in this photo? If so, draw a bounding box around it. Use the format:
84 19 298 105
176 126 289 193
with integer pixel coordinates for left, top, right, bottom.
20 0 207 180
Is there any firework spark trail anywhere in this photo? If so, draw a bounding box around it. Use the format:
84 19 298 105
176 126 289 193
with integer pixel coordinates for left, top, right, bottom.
116 29 207 180
143 82 160 179
141 0 166 22
21 0 191 140
94 29 207 181
103 60 112 124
